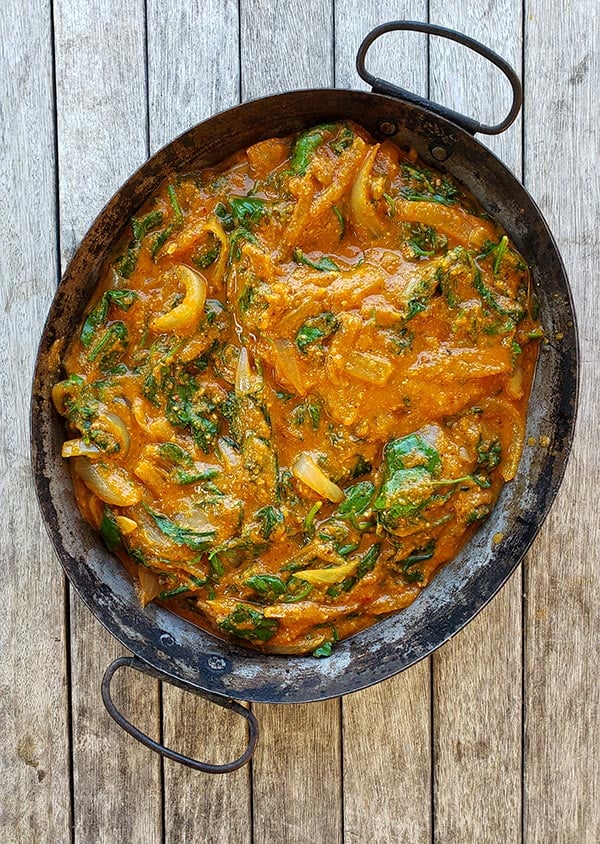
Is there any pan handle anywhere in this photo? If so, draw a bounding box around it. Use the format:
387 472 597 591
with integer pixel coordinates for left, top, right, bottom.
356 21 522 136
101 656 258 774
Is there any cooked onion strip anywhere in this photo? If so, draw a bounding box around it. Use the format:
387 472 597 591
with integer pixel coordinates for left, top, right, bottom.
62 439 101 458
235 347 252 395
345 351 393 386
132 398 175 440
394 199 495 249
349 143 383 238
481 398 526 482
292 453 344 503
150 265 207 334
203 218 229 286
72 457 142 506
295 560 360 584
270 339 306 395
99 411 131 456
52 379 81 415
137 565 161 606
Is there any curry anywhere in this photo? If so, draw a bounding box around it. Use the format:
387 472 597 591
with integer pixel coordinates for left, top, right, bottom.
52 121 541 656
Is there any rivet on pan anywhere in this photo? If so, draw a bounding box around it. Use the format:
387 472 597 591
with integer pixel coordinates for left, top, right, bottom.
160 632 175 647
207 655 227 672
431 145 449 162
379 121 397 136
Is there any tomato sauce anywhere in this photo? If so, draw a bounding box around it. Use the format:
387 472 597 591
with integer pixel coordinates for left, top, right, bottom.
54 122 541 655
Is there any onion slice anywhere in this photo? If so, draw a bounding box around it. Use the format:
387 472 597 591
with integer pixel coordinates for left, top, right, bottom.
100 411 131 456
295 559 360 584
271 339 306 395
150 264 207 334
62 439 101 459
292 453 345 503
72 457 142 506
349 143 383 238
137 565 161 607
235 347 252 395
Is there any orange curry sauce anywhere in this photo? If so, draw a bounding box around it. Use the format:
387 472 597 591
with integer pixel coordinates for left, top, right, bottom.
54 121 541 655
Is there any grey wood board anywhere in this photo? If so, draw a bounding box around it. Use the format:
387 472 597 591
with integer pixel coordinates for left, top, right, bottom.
239 3 344 842
146 2 254 836
523 1 600 840
335 4 435 842
429 6 524 843
0 1 71 842
52 1 163 841
1 0 598 841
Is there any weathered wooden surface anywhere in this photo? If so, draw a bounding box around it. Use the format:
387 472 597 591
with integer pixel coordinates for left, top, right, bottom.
524 2 600 842
1 1 598 842
335 7 434 843
0 2 71 842
53 3 163 842
429 7 524 844
240 6 345 842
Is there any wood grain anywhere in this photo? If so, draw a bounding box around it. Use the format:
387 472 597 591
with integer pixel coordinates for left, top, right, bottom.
240 0 333 98
53 2 163 841
524 1 600 840
146 3 253 838
342 663 432 844
240 4 343 843
0 2 71 841
428 6 523 843
252 701 343 844
335 5 433 842
2 1 599 841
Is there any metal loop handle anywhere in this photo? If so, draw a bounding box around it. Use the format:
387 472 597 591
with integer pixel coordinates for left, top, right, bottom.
356 21 522 136
101 656 259 774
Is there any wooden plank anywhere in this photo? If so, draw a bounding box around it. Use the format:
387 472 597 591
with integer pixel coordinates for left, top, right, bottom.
524 2 600 840
239 4 343 843
428 7 523 843
147 0 240 152
146 3 252 839
240 0 333 98
252 700 342 843
342 664 432 844
335 6 433 842
0 2 72 842
53 3 163 842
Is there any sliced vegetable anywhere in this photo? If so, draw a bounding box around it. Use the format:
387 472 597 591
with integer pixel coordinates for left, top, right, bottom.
229 196 266 226
254 505 284 540
292 453 345 503
100 507 121 551
349 143 383 238
295 559 360 584
80 289 137 348
244 574 287 600
337 481 375 518
151 184 184 257
145 505 215 550
289 125 333 176
234 347 252 395
150 265 207 335
87 321 128 366
72 458 142 506
400 164 459 205
344 351 393 386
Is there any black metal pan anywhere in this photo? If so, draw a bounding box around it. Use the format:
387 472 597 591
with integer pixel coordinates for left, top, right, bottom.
31 21 578 773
